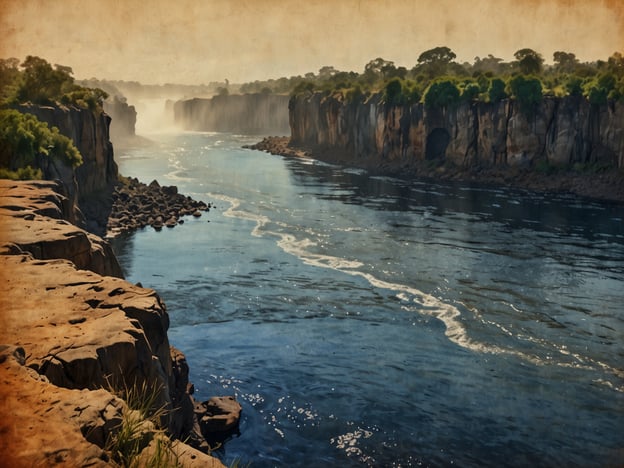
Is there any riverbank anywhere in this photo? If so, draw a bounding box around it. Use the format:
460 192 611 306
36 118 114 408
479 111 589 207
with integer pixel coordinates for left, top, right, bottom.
250 137 624 204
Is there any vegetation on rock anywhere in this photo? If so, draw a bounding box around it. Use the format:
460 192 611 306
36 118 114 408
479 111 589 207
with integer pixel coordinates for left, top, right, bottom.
233 47 624 109
0 108 82 179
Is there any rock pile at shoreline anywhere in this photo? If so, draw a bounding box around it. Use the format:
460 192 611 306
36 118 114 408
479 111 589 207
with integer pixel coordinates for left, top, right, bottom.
106 177 211 238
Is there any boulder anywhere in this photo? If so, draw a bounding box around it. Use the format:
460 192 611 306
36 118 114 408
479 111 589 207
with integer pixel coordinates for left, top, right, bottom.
195 396 242 436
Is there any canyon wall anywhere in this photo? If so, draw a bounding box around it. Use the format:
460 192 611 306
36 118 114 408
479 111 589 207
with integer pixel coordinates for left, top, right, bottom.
15 103 119 223
289 92 624 170
174 93 290 134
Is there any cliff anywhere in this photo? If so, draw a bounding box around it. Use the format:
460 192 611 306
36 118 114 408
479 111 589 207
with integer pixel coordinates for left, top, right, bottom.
15 103 119 224
174 93 290 133
289 92 624 171
0 180 224 467
104 96 137 143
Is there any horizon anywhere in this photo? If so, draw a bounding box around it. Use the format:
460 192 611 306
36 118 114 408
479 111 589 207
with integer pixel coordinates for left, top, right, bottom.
1 0 623 86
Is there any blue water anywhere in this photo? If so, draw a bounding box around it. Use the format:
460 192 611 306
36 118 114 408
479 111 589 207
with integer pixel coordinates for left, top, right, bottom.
111 132 624 467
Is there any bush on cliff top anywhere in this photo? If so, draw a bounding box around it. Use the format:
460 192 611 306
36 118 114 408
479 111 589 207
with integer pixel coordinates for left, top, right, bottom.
0 56 108 110
424 80 461 108
507 75 543 113
0 109 82 178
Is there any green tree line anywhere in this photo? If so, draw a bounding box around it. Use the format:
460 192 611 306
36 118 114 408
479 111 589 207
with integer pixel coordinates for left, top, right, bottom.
0 56 93 180
238 47 624 110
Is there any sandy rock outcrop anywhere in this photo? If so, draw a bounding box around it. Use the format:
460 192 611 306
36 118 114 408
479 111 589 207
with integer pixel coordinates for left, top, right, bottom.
0 180 123 277
0 181 225 467
0 346 120 467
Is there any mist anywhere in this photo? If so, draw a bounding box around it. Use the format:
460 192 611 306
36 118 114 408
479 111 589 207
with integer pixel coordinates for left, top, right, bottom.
1 0 622 85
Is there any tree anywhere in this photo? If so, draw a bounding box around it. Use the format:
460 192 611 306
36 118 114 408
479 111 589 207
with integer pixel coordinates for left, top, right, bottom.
0 58 21 103
418 46 456 66
461 82 480 101
415 46 457 77
473 54 507 75
363 57 396 83
16 56 75 104
318 66 338 80
553 51 579 73
513 48 544 75
583 72 618 104
564 76 583 96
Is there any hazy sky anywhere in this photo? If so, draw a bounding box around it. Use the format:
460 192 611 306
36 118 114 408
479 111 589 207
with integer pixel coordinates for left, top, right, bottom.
1 0 623 85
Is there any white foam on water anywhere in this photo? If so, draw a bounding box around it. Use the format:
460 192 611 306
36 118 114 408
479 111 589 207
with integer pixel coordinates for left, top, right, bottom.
208 192 624 392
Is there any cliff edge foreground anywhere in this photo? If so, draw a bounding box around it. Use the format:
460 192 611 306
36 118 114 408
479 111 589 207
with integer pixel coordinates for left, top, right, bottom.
0 180 225 467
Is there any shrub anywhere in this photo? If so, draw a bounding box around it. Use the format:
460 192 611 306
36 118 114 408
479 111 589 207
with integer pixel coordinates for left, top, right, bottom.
508 75 543 112
0 165 43 180
461 82 480 101
292 80 316 96
424 79 460 108
384 78 404 105
488 78 507 103
61 87 108 111
0 109 82 173
564 76 583 96
582 72 619 105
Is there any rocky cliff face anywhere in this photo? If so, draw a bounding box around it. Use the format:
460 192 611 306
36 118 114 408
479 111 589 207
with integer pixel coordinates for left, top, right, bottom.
104 96 137 142
289 93 624 170
16 103 119 220
174 93 290 133
0 180 224 467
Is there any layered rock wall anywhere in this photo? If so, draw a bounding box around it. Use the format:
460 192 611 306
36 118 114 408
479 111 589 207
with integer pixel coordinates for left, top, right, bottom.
0 180 123 277
289 93 624 170
0 180 223 467
174 93 290 133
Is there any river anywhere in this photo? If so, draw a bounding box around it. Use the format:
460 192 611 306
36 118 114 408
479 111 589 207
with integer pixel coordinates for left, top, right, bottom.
111 130 624 467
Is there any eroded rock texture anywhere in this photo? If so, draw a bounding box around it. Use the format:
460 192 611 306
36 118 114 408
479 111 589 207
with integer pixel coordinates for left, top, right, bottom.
0 180 224 467
289 93 624 169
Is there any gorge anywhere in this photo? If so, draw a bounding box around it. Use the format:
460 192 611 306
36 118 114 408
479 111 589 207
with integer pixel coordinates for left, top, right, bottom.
278 92 624 201
2 80 623 467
